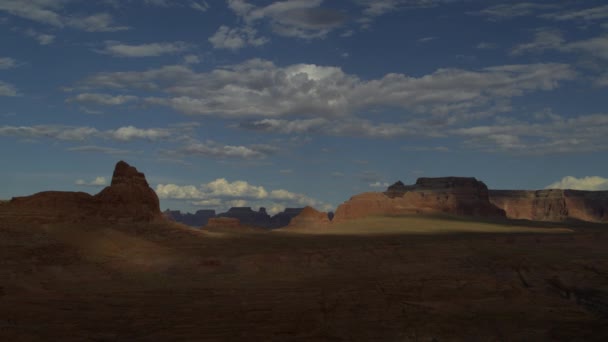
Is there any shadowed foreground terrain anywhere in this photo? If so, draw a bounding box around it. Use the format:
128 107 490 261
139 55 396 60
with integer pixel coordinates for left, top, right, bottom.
1 210 608 341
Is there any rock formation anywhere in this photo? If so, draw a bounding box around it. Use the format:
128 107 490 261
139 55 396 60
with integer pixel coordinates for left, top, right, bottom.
269 208 304 228
287 206 331 228
94 161 161 222
490 189 608 223
334 177 505 222
163 209 216 227
7 161 161 223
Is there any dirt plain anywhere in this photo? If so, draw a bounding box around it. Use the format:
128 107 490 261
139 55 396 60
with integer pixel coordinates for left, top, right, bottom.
1 206 608 341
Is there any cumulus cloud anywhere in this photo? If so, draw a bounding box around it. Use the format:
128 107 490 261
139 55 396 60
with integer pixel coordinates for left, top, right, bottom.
75 176 108 187
0 80 18 96
369 182 389 188
105 126 171 141
79 59 576 121
208 25 268 50
156 177 324 213
0 57 17 69
227 0 346 39
0 1 128 31
99 41 191 57
545 176 608 191
66 93 138 105
183 54 200 64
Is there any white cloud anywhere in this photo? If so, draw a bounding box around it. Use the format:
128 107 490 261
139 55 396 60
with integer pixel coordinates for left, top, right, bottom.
66 93 138 105
24 28 55 45
542 5 608 22
0 57 17 69
562 35 608 61
171 140 273 159
80 59 576 121
0 80 18 96
208 25 268 50
546 176 608 191
0 124 176 142
227 0 346 39
105 126 171 141
511 29 564 56
512 31 608 61
369 182 389 188
0 1 128 31
67 145 132 155
75 176 108 187
473 3 558 20
99 41 190 57
156 177 324 212
183 54 200 64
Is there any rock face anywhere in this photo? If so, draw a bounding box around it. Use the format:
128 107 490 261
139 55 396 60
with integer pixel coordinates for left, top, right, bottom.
8 161 161 223
164 209 216 227
269 208 304 228
489 189 608 223
94 161 161 222
288 206 331 228
334 177 505 222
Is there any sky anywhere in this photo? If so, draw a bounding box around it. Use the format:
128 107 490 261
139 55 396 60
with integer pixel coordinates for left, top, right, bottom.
1 0 608 214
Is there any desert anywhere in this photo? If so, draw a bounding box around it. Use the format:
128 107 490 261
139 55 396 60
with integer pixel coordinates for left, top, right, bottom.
1 161 607 341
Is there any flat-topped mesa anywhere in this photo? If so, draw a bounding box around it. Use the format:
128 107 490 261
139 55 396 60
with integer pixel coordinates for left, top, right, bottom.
217 207 271 228
489 189 608 223
287 206 330 228
334 176 505 222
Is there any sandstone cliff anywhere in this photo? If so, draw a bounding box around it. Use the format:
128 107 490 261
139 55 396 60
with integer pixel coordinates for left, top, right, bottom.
287 206 331 228
333 177 505 222
489 189 608 223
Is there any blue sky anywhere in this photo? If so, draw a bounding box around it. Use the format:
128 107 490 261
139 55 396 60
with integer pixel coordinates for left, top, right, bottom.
1 0 608 214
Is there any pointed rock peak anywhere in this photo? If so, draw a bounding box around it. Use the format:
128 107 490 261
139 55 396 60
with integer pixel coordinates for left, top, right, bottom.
111 160 149 187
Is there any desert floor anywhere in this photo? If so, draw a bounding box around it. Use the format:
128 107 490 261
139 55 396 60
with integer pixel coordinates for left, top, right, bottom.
1 212 607 341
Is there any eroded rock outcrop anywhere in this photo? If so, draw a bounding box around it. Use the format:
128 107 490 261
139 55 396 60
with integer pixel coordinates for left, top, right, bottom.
490 189 608 223
287 206 331 228
164 209 216 227
217 207 271 227
7 161 161 223
334 177 505 222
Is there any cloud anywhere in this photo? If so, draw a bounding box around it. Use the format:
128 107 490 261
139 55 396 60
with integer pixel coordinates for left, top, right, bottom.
99 41 191 57
183 54 200 64
476 42 497 50
0 124 176 142
417 36 436 43
66 93 138 105
67 145 132 155
208 25 268 50
156 177 324 212
0 57 16 69
168 140 275 159
542 4 608 22
0 80 18 96
545 176 608 191
510 29 564 56
513 32 608 61
369 181 389 188
454 113 608 154
105 126 171 141
227 0 346 39
473 3 558 20
75 176 108 187
79 59 577 121
356 0 443 28
0 1 128 31
24 28 55 45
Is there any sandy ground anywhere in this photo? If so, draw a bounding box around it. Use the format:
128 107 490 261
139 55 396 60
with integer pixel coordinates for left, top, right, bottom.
1 211 607 341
